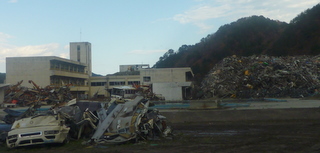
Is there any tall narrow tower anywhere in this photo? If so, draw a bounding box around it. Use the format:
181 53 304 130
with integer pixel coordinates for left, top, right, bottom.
70 42 92 76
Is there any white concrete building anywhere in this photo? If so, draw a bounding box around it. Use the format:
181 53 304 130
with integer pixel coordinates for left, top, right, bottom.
6 56 90 98
6 42 92 99
119 64 149 72
70 42 92 76
140 67 194 101
105 66 194 101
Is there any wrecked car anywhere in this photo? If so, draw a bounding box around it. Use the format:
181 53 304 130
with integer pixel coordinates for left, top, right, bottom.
6 100 100 148
6 113 70 148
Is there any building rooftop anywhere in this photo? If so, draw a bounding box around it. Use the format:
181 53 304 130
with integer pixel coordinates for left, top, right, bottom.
108 71 140 76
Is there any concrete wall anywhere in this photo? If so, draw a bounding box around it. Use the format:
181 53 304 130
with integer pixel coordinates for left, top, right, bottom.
6 56 52 88
153 82 191 101
153 83 183 101
140 67 192 83
90 86 108 97
90 76 107 97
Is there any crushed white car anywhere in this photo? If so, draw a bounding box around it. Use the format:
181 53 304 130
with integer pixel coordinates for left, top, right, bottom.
6 114 70 148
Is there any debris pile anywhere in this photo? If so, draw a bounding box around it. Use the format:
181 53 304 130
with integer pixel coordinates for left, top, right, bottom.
2 95 172 148
4 80 74 107
90 96 171 144
132 84 165 101
201 55 320 98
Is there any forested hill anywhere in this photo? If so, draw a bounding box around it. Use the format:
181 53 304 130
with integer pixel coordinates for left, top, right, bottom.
153 4 320 83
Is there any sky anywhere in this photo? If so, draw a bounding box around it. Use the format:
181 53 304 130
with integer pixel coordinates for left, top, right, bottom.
0 0 319 75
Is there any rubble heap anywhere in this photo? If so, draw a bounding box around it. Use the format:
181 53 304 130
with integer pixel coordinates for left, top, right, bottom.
201 55 320 98
4 80 74 106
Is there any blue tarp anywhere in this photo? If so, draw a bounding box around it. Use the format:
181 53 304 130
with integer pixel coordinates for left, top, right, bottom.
0 123 11 132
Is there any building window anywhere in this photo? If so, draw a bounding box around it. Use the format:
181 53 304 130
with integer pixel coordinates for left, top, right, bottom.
143 76 151 82
125 89 136 94
77 50 80 62
109 81 125 86
91 82 106 86
128 81 140 85
77 45 80 62
185 71 193 81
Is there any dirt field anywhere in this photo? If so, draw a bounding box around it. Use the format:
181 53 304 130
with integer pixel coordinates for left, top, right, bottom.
1 108 320 153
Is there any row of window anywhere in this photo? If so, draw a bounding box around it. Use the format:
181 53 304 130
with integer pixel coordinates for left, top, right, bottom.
50 76 85 86
50 63 85 73
90 81 141 86
109 81 125 86
128 81 140 85
52 73 189 87
91 82 106 86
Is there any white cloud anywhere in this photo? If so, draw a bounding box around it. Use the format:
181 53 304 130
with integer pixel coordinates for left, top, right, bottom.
173 0 319 32
64 44 69 50
194 22 214 33
128 49 167 55
0 43 59 57
173 5 230 24
59 52 69 59
8 0 17 3
288 1 319 8
0 32 13 42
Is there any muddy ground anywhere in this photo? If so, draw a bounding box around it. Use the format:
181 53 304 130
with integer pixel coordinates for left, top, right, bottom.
1 118 320 153
0 120 320 153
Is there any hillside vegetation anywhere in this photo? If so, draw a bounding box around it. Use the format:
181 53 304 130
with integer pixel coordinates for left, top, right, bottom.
153 4 320 84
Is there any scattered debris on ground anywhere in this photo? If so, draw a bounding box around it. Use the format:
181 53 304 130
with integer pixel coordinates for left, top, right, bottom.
201 55 320 98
